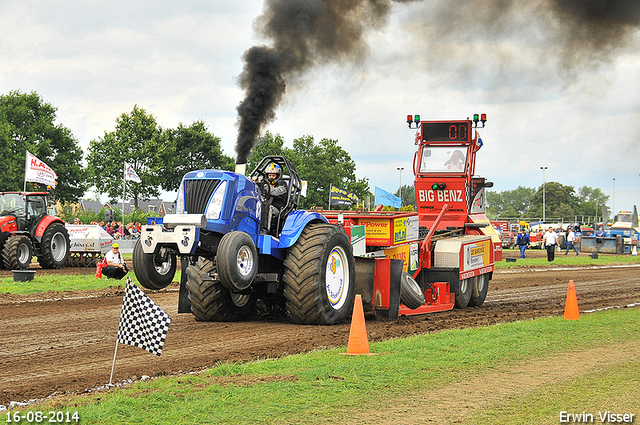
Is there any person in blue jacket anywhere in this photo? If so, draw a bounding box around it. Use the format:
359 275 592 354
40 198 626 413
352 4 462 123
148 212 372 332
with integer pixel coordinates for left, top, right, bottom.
516 228 531 259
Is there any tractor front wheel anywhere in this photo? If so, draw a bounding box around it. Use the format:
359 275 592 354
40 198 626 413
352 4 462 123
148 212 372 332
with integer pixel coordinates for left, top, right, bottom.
2 234 33 270
283 224 356 325
133 239 176 290
217 231 258 291
37 223 70 269
186 257 256 322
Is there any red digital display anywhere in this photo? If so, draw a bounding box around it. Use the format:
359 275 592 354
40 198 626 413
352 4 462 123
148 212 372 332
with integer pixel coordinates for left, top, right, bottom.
421 122 470 142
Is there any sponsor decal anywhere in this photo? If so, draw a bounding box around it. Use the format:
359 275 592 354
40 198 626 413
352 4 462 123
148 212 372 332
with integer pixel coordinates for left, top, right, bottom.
417 189 464 204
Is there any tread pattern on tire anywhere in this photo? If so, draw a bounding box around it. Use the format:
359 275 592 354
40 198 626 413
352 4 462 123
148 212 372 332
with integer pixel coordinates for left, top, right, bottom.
282 224 354 325
186 257 255 322
37 223 70 269
2 235 32 270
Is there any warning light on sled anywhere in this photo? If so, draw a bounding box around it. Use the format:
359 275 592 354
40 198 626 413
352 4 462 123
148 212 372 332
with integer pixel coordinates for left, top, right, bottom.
407 114 421 128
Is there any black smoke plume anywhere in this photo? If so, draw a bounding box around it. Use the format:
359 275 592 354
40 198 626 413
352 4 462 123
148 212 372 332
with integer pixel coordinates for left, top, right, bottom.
235 0 417 164
235 0 640 163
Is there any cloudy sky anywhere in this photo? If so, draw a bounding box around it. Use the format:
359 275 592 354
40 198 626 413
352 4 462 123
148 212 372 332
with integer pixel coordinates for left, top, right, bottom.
1 0 639 216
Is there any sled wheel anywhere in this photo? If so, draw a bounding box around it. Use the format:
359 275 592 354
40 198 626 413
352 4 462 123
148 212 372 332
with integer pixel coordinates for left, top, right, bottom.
217 231 258 291
468 273 490 307
453 277 473 309
133 239 176 290
2 234 33 270
37 223 70 269
283 224 356 325
400 271 425 310
186 257 255 322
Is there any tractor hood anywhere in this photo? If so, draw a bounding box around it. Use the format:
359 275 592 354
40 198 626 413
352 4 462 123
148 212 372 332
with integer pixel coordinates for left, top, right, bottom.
0 214 17 232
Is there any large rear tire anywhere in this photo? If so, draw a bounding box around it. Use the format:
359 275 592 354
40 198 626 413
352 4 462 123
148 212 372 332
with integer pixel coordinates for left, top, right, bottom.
37 223 70 269
468 273 490 307
217 231 257 291
453 277 473 309
2 234 33 270
186 257 256 322
283 224 356 325
133 239 176 290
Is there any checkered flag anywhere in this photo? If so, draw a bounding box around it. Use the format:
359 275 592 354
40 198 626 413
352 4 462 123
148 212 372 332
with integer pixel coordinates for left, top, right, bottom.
117 278 171 356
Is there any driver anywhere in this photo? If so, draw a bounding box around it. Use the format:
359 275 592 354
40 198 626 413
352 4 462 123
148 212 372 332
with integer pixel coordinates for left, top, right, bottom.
260 163 287 234
444 150 465 170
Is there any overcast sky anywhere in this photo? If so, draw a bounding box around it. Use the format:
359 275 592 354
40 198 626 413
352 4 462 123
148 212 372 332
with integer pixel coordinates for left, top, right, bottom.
1 0 639 217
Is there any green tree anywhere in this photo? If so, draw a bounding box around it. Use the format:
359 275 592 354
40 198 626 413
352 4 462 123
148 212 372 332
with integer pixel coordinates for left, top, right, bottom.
575 186 609 217
247 133 368 209
0 90 86 201
528 181 580 220
247 131 286 172
486 186 536 219
86 105 167 209
290 136 367 209
163 121 234 191
396 184 416 210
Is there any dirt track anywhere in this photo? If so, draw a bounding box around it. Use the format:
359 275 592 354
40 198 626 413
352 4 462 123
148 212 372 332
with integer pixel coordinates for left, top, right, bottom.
1 251 640 406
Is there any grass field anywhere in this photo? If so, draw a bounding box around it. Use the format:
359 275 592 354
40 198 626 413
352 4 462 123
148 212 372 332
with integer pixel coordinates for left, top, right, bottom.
11 307 640 424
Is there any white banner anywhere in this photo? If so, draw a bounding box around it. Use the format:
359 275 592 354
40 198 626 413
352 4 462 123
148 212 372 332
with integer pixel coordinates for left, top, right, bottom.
25 151 57 188
124 162 142 183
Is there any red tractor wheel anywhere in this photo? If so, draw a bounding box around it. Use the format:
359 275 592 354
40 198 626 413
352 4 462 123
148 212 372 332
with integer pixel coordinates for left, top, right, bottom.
37 222 70 269
2 234 33 270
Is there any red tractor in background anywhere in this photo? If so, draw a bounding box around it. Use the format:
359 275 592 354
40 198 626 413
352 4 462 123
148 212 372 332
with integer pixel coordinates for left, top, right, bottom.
0 192 70 270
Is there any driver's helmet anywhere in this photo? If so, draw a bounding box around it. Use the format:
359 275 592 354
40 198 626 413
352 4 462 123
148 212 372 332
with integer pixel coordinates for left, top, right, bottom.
265 163 282 185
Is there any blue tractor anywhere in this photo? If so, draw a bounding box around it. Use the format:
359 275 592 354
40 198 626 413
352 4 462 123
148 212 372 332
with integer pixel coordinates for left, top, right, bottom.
133 156 356 325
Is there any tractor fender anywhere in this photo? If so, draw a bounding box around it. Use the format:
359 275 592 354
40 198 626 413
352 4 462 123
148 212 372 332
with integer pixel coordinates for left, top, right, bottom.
34 216 65 239
277 210 329 249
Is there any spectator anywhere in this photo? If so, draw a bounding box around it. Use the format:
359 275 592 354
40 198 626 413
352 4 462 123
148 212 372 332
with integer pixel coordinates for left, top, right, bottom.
542 226 558 262
516 228 530 259
130 222 140 239
565 227 580 255
102 243 129 280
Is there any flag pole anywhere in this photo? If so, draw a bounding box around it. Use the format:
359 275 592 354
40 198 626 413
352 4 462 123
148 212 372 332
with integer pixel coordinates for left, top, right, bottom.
122 163 126 224
328 185 332 210
109 339 119 386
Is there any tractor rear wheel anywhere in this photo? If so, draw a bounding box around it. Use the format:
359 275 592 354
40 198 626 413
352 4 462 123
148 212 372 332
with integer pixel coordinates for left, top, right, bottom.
283 224 355 325
37 223 70 269
186 257 256 322
453 277 473 309
133 239 176 290
468 273 490 307
2 234 33 270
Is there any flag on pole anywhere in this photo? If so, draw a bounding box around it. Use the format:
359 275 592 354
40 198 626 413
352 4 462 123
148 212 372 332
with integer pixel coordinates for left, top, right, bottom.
25 151 57 188
329 185 358 207
117 278 171 356
375 186 401 209
124 162 142 183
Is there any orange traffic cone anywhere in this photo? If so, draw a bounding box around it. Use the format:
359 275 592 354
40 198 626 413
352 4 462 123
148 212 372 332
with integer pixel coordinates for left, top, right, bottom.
343 294 376 355
564 280 580 320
